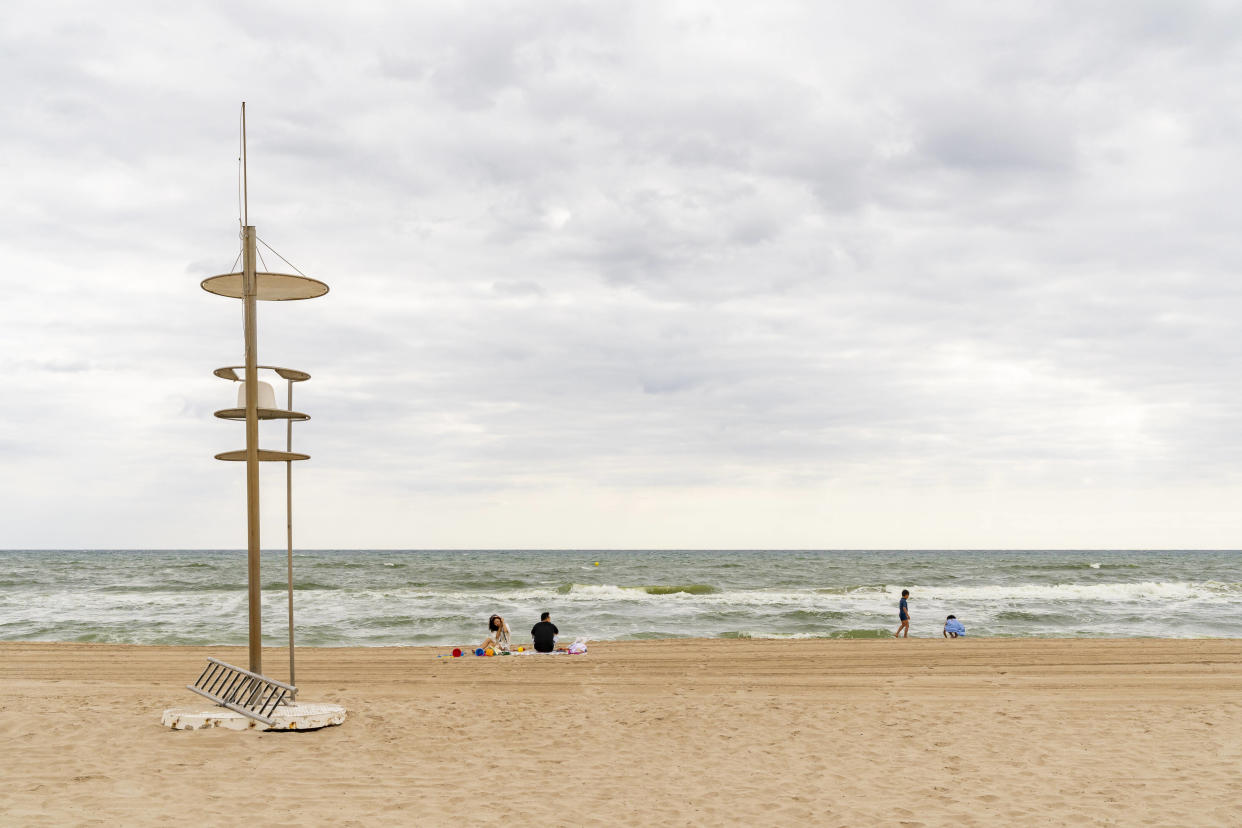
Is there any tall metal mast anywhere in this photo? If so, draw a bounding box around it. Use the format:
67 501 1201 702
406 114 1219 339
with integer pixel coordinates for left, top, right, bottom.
241 102 263 674
202 103 327 682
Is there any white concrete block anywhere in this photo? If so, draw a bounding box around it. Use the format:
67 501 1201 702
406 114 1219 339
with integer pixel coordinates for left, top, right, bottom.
162 701 346 732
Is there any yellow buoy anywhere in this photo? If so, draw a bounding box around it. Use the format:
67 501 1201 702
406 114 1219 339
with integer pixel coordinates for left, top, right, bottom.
593 561 600 566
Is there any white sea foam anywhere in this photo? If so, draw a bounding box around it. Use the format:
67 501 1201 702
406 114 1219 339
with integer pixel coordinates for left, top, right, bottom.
5 550 1242 645
550 581 1241 605
884 581 1237 603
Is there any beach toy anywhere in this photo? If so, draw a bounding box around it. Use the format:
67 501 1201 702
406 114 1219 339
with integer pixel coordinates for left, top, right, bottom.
452 648 462 658
485 648 495 657
517 646 524 652
475 648 484 656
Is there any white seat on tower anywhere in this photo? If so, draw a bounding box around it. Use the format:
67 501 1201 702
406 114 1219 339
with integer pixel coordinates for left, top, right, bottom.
236 380 278 409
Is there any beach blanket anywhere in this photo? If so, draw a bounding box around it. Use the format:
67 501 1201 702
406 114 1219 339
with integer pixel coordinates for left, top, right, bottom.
450 638 588 657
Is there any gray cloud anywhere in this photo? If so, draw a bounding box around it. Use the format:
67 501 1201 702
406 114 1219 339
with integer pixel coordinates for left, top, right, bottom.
2 1 1241 548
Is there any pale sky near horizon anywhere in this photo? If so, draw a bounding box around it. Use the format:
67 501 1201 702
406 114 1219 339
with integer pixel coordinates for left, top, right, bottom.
2 1 1241 549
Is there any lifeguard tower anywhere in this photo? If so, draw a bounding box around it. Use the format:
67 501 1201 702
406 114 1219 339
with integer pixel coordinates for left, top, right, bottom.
162 104 346 731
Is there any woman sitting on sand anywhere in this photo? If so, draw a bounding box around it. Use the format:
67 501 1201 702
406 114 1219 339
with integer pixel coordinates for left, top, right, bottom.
482 614 511 653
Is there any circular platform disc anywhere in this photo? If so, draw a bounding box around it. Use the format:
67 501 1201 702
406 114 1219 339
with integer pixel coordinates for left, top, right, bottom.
214 408 310 422
162 702 346 732
201 272 329 301
215 449 310 462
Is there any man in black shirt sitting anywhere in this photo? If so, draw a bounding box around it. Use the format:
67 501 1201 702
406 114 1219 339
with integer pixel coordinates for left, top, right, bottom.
530 611 559 653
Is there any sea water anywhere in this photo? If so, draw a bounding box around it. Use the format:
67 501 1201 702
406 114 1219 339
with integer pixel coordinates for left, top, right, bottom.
0 549 1239 646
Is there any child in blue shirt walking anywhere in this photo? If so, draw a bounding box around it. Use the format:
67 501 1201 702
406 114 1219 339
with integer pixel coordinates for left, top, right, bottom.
894 589 910 638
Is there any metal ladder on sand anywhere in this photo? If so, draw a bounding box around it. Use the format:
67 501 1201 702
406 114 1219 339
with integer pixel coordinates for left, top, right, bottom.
187 657 297 726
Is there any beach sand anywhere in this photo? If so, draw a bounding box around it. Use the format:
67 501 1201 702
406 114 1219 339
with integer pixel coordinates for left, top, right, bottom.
2 638 1240 826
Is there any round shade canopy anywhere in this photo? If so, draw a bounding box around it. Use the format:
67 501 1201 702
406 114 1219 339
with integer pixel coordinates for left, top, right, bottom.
201 272 329 301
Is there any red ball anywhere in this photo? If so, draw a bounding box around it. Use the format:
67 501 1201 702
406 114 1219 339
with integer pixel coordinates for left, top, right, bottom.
452 648 462 658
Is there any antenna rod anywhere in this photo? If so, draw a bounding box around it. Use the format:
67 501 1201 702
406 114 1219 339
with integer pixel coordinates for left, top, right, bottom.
242 102 249 226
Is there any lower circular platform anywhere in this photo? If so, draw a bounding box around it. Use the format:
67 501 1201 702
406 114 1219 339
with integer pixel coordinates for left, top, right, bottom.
161 702 346 732
214 449 310 462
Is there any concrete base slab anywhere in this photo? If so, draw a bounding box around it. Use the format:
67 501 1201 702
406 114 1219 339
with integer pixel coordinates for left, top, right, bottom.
162 702 346 732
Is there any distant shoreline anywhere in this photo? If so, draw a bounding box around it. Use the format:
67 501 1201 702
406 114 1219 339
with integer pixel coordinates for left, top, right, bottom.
3 634 1241 651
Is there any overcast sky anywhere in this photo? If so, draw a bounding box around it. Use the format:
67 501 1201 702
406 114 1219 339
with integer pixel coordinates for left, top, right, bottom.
3 1 1241 549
